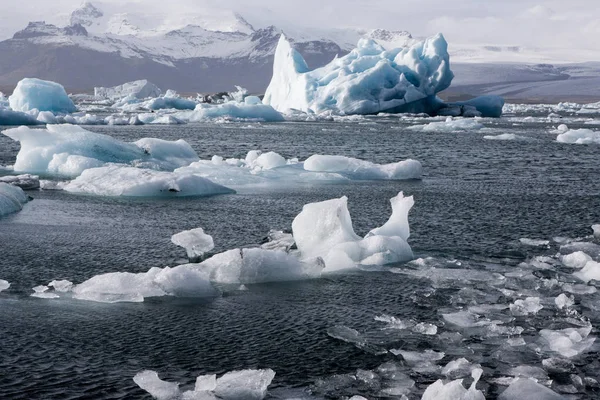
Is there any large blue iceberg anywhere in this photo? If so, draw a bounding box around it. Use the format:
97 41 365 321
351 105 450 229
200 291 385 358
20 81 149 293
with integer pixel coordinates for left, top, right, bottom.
9 78 77 114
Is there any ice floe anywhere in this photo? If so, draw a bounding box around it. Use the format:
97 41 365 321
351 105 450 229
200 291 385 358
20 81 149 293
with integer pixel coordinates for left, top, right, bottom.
421 368 485 400
483 134 528 141
408 117 484 132
498 378 565 400
2 124 199 177
171 228 215 262
539 326 595 358
0 279 10 292
63 165 235 198
0 182 29 217
556 128 600 144
9 78 77 113
133 368 275 400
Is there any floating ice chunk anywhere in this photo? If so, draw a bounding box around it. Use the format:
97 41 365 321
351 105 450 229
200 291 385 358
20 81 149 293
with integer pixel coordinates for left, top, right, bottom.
451 95 505 118
251 152 287 170
556 128 600 145
510 297 543 316
0 279 9 292
573 260 600 283
391 349 444 373
0 174 40 190
95 80 162 100
201 248 323 285
0 183 29 217
592 224 600 238
421 368 485 400
264 34 453 115
2 124 200 177
142 96 197 111
561 251 592 269
304 155 422 180
539 326 595 358
368 192 414 239
560 242 600 259
133 370 180 400
408 117 484 132
9 78 76 113
555 293 575 310
562 283 597 295
442 359 479 380
0 107 40 126
519 238 550 247
213 369 275 400
413 322 438 335
49 279 73 292
292 192 414 271
31 285 59 299
260 230 295 252
442 311 502 328
507 366 549 381
176 101 284 122
484 134 528 141
498 378 565 400
171 228 215 261
63 166 235 198
194 375 217 392
72 265 218 303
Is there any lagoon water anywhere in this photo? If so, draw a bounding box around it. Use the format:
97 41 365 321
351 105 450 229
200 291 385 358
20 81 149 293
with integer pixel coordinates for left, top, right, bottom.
1 110 600 399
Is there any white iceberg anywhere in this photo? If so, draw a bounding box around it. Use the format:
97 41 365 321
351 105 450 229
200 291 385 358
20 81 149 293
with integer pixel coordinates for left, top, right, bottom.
0 174 40 190
95 79 162 100
421 368 485 400
0 279 10 292
408 117 484 132
2 124 200 177
556 128 600 144
63 165 235 197
8 78 77 114
292 192 414 272
171 228 215 261
175 98 284 122
72 264 219 303
0 182 29 217
264 34 453 115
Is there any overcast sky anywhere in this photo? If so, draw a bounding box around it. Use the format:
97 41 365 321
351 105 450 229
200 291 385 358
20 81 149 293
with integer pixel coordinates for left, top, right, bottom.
1 0 599 51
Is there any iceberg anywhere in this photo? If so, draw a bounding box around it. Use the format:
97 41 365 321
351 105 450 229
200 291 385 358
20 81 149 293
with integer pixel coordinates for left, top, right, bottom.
0 107 41 126
94 79 162 100
63 166 235 197
556 128 600 144
73 264 219 303
171 228 215 261
2 124 200 177
0 174 40 190
264 34 453 115
292 192 414 272
439 95 505 118
9 78 77 113
0 182 29 217
175 97 284 122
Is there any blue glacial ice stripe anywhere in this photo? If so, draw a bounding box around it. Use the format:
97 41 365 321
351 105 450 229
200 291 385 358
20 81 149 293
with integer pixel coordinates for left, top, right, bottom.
8 78 77 114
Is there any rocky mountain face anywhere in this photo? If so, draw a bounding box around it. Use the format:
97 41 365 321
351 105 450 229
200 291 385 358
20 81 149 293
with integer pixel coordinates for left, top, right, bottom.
0 2 415 93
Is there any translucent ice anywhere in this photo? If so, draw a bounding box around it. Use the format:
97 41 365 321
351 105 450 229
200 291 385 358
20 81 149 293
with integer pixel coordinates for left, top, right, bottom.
0 107 40 126
264 34 453 115
555 293 575 310
539 326 595 358
498 378 565 400
561 251 592 269
171 228 215 261
509 297 543 316
519 238 550 247
133 370 180 400
2 124 200 177
49 279 73 292
0 279 10 292
63 166 235 197
9 78 77 113
31 285 59 299
408 117 484 132
213 369 275 400
573 260 600 283
0 182 29 217
421 368 485 400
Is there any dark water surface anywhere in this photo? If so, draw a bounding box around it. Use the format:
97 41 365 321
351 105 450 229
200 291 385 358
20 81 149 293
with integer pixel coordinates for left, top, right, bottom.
1 116 599 399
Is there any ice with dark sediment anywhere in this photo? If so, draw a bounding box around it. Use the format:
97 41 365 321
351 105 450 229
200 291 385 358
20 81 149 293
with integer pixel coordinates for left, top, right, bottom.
0 174 40 190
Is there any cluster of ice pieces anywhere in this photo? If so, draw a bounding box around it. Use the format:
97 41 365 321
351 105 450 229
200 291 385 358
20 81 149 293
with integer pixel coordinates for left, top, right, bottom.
133 368 275 400
407 117 484 132
29 192 415 303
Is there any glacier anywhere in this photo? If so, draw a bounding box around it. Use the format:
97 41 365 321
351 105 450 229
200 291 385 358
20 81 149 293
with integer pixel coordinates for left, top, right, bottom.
9 78 77 114
2 124 200 177
0 182 29 217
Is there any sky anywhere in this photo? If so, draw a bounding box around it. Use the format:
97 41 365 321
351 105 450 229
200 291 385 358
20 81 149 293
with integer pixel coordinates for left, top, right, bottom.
1 0 599 53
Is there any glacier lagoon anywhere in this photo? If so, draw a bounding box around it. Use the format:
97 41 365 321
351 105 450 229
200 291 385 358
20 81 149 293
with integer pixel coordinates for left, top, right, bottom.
1 108 600 399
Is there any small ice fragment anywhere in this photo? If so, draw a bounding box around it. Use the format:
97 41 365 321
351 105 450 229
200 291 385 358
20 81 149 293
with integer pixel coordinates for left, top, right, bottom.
555 293 575 310
574 261 600 283
421 368 485 400
540 326 595 358
0 279 9 292
519 238 550 247
171 228 215 261
49 280 73 292
442 358 479 379
31 285 59 299
375 314 409 329
214 369 275 400
413 322 438 335
498 378 564 400
593 224 600 238
507 365 548 381
562 283 597 295
194 374 217 391
561 251 592 269
509 297 543 316
133 370 180 400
